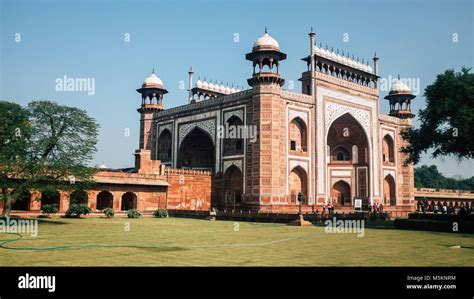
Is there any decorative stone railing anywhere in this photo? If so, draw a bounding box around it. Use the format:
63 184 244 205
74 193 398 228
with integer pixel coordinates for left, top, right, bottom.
165 167 212 176
156 89 254 117
415 188 474 199
314 71 378 95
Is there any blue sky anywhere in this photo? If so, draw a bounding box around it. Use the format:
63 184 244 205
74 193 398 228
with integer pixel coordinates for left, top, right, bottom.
1 0 473 177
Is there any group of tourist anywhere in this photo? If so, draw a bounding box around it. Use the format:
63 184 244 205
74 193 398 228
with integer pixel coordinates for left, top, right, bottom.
322 202 335 215
368 202 384 213
418 199 472 215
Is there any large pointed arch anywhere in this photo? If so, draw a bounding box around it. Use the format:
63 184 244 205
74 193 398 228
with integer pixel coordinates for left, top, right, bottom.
326 112 370 200
289 166 308 204
331 180 351 206
157 128 172 163
383 174 396 206
177 127 215 171
222 165 243 208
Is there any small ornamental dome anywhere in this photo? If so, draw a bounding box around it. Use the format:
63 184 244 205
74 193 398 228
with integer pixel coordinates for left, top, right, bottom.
225 86 231 94
230 87 237 93
314 46 322 56
202 81 209 89
219 84 226 93
208 82 215 91
252 32 280 51
196 79 203 88
143 72 164 87
390 78 412 94
96 163 108 169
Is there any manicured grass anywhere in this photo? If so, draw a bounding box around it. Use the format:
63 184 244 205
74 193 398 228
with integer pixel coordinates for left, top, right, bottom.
0 217 473 266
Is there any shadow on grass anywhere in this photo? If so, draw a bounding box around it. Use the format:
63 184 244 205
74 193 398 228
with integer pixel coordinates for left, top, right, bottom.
311 220 395 229
0 216 68 225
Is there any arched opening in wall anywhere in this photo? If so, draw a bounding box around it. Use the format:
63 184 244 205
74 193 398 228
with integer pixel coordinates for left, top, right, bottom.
382 134 395 164
11 190 31 211
289 166 308 204
223 116 244 156
121 192 137 211
157 129 172 163
70 190 88 205
177 127 215 171
383 175 396 206
331 180 351 206
289 117 307 152
327 113 370 199
222 165 243 208
40 188 60 209
332 146 351 162
96 191 113 211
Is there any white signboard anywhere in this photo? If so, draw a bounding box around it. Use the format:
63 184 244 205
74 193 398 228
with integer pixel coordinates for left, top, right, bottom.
354 198 362 209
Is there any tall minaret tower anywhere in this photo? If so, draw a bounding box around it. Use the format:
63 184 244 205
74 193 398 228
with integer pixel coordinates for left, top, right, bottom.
245 28 287 88
384 75 416 119
136 70 168 150
134 70 168 173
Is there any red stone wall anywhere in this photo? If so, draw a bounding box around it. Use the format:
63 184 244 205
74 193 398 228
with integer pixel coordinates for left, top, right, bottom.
165 169 213 211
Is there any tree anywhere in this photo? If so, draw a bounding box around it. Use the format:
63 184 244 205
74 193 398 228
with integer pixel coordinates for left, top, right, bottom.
401 67 474 164
0 100 99 216
414 164 474 190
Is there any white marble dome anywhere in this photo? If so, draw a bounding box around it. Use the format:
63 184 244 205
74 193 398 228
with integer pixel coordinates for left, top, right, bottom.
208 82 215 91
195 79 203 88
253 32 280 50
390 78 411 93
143 72 164 87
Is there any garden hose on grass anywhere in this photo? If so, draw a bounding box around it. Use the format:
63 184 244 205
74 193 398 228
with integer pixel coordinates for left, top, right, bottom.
0 232 178 251
0 221 323 251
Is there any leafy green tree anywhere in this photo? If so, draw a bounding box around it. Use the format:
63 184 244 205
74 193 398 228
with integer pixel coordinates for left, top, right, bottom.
0 100 99 216
402 67 474 164
414 164 474 190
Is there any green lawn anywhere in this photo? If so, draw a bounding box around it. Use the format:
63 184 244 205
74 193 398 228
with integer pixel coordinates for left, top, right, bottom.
0 217 473 266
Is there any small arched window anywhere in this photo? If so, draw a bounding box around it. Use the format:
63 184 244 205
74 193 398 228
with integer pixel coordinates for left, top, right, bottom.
332 147 350 162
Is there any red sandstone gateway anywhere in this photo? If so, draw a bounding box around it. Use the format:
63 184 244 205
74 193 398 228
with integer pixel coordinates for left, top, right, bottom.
4 29 471 219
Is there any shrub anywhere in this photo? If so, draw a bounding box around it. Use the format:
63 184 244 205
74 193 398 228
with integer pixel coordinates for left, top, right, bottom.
65 204 91 218
153 208 168 218
103 207 115 218
127 209 142 218
395 218 474 233
41 204 59 218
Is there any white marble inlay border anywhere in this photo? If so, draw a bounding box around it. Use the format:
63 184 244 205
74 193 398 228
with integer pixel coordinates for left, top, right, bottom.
178 119 216 148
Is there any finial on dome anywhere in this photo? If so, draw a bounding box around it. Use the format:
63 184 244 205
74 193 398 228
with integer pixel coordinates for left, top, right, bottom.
152 68 155 74
398 74 401 80
264 26 267 34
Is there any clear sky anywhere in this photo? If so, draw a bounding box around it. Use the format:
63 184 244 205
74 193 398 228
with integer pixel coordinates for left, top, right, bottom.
1 0 473 178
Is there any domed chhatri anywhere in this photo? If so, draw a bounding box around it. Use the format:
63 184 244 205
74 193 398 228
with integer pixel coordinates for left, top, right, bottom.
246 28 287 87
136 69 168 112
385 75 416 119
